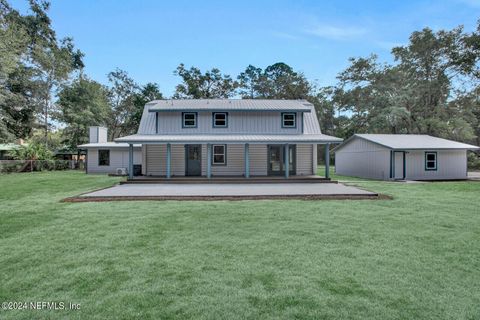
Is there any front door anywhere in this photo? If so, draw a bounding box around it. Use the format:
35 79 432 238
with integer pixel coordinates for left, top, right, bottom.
394 151 405 180
268 145 296 176
185 144 201 176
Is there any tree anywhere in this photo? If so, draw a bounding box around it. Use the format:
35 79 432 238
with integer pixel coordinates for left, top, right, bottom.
126 83 163 134
0 0 32 142
173 64 237 98
237 62 311 99
237 65 264 98
56 75 110 153
106 69 139 140
0 0 83 145
331 24 480 143
8 140 53 160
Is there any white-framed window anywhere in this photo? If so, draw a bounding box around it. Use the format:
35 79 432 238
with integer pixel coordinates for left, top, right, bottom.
213 112 228 128
212 145 226 165
182 112 197 128
282 112 296 128
425 152 437 170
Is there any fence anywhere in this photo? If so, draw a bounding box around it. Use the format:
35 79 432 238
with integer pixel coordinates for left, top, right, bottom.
0 160 85 173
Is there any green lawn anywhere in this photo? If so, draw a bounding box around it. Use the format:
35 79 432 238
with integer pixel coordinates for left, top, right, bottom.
1 171 479 319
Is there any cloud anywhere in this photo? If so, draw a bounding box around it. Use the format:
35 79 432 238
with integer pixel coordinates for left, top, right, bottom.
304 24 368 40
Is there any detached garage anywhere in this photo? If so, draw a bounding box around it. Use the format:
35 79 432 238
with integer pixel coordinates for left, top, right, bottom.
334 134 479 180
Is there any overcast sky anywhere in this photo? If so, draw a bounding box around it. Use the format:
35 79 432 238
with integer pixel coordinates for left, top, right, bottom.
11 0 480 96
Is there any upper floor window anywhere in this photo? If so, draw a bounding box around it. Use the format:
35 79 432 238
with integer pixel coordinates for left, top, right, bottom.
425 152 437 170
98 150 110 166
182 112 197 128
282 112 296 128
213 112 228 128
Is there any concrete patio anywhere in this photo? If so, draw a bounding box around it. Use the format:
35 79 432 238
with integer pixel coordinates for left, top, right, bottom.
68 182 379 201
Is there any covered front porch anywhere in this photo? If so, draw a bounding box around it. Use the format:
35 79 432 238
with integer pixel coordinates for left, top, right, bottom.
125 142 335 181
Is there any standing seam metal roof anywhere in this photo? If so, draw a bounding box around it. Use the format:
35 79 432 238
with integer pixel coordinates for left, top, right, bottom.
146 99 314 112
335 134 479 151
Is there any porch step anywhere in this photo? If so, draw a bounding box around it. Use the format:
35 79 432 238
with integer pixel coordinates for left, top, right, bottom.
120 177 337 184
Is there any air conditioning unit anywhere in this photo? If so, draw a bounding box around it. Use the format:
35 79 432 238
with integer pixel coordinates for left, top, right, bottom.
116 168 128 176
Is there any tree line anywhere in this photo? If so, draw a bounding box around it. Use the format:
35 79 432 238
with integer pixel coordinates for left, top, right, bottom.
1 1 479 163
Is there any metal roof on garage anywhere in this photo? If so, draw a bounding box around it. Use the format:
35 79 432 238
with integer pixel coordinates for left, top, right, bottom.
334 134 479 151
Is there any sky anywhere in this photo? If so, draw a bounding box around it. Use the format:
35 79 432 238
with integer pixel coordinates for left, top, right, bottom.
10 0 480 97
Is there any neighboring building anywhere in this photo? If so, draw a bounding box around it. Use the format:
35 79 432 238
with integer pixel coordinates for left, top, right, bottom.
109 99 342 179
334 134 479 180
78 127 142 175
0 144 19 160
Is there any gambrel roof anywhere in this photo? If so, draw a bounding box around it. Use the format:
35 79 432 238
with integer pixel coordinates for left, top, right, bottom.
116 99 342 144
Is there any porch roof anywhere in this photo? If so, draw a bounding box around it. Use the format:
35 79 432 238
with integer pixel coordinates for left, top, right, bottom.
115 133 342 144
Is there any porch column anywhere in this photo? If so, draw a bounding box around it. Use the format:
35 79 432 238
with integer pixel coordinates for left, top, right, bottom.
207 143 212 179
284 144 289 179
128 144 133 180
325 143 330 179
244 143 250 178
166 143 171 179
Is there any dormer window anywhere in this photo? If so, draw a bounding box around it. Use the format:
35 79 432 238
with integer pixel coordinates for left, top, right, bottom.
282 113 296 128
182 112 197 128
213 112 228 128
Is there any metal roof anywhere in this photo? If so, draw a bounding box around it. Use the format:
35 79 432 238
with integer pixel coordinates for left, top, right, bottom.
147 99 314 112
78 143 141 148
115 134 342 144
335 134 479 151
0 143 21 151
138 100 324 135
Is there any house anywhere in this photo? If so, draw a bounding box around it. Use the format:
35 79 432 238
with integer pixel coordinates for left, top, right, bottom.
78 126 142 175
0 144 19 160
333 134 479 180
0 140 26 160
109 99 342 179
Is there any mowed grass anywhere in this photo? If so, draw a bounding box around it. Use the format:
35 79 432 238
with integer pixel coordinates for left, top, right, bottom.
1 171 480 319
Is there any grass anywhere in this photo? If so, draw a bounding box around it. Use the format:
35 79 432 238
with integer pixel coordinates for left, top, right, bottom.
1 170 480 319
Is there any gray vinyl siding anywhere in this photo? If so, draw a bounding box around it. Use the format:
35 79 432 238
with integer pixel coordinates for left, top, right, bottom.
335 139 391 180
157 111 302 135
201 144 245 176
296 144 314 175
405 150 467 180
86 148 141 174
144 143 315 177
145 144 185 176
249 145 268 176
335 137 469 180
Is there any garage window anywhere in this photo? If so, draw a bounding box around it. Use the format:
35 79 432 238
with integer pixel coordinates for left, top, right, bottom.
425 152 437 171
98 150 110 166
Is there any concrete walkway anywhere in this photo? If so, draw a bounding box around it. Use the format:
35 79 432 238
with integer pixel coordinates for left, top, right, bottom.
468 172 480 180
76 183 377 200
